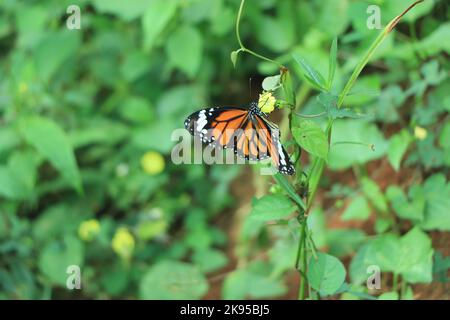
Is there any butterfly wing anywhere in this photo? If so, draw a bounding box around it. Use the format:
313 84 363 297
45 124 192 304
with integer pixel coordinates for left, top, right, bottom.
184 107 248 148
250 114 295 175
233 115 271 161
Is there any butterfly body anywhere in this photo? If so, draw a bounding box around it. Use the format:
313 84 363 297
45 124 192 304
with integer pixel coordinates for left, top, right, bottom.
184 102 295 175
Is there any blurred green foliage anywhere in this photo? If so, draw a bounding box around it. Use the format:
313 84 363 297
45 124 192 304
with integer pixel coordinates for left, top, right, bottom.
0 0 449 299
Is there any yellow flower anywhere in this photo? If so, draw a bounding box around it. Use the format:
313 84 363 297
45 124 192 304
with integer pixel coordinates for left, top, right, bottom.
112 227 135 260
78 219 101 241
258 91 276 113
414 126 427 140
140 151 165 175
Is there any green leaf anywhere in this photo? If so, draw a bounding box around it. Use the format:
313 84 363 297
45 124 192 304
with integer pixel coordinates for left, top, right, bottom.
119 96 154 124
386 185 425 222
7 149 40 196
166 25 203 78
317 0 349 36
0 166 28 200
439 121 450 149
222 270 286 299
361 177 388 213
308 252 346 296
420 23 450 56
317 92 338 112
191 249 228 274
317 93 366 120
34 31 80 83
250 194 296 221
38 235 84 286
433 252 450 283
363 228 434 283
281 69 295 105
378 292 399 300
341 195 371 221
366 234 402 272
349 244 371 284
0 127 20 155
19 116 82 193
268 237 297 277
292 119 328 160
399 227 433 283
69 119 129 149
0 148 41 200
142 0 178 50
429 173 450 222
388 130 412 171
136 220 167 241
327 229 366 258
273 174 306 210
292 54 327 91
92 0 149 20
420 174 450 231
230 50 239 68
139 261 208 299
33 204 87 241
383 0 434 23
328 120 388 170
344 75 381 107
132 119 177 154
15 6 48 48
262 75 281 91
120 51 151 82
100 263 130 296
157 85 206 119
328 38 338 89
421 60 446 86
374 218 392 234
307 208 327 249
252 2 295 53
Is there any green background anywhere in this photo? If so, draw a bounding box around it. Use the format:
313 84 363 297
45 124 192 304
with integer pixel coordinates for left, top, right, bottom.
0 0 449 299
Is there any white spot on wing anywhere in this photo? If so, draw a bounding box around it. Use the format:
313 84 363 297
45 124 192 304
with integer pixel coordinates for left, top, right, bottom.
196 110 208 132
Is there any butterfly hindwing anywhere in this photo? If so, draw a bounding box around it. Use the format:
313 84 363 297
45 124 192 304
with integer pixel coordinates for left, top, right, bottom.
252 114 295 175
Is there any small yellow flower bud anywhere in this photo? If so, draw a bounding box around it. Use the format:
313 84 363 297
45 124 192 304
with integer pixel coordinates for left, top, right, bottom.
414 126 427 140
112 227 135 260
141 151 165 175
78 219 101 241
258 91 276 113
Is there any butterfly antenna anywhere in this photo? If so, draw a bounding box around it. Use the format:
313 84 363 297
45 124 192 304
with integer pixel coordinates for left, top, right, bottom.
249 77 252 100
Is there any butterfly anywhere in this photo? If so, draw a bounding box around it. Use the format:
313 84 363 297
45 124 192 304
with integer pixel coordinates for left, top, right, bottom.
184 102 295 175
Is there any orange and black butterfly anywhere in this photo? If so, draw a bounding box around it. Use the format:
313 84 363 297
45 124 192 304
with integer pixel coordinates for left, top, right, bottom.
184 102 295 175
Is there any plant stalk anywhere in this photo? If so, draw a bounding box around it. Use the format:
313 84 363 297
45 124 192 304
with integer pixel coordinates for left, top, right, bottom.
236 0 284 68
295 218 308 300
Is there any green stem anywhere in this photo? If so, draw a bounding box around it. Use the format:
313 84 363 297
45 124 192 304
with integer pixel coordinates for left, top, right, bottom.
294 111 326 119
295 219 308 300
337 0 424 108
333 141 375 151
235 0 283 68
